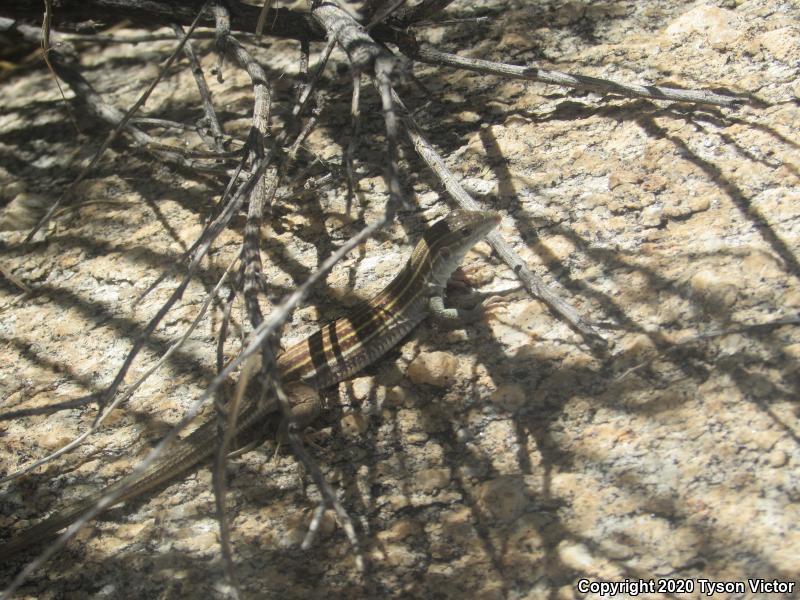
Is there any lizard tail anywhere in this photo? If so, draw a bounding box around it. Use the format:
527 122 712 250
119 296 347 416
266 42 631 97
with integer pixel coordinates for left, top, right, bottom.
0 488 112 562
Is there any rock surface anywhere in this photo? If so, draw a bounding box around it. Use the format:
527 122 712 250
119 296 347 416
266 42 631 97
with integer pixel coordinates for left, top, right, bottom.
1 1 798 598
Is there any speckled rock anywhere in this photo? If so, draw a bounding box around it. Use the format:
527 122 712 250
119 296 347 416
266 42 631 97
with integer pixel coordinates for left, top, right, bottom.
407 350 463 387
1 0 798 598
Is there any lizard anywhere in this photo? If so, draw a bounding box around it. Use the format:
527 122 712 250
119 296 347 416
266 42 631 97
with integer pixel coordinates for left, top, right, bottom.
0 209 501 560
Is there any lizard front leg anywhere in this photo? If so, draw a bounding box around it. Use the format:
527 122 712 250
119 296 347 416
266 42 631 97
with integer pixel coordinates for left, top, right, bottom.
428 292 506 325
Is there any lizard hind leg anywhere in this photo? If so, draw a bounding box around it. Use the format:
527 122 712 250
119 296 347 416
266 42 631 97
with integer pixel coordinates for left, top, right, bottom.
273 383 324 459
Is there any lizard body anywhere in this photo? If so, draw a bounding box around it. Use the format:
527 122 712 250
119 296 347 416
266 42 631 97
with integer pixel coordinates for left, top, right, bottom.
0 209 501 559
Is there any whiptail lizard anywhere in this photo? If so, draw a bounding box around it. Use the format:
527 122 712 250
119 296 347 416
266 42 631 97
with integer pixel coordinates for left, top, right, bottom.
0 209 501 560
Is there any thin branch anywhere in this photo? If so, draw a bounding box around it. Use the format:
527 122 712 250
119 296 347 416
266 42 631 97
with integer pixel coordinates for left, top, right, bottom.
345 73 361 211
172 23 226 151
365 0 406 30
213 353 262 600
292 37 336 118
211 4 274 590
40 0 80 134
216 270 242 374
391 0 457 26
409 47 747 108
214 92 322 587
254 0 273 38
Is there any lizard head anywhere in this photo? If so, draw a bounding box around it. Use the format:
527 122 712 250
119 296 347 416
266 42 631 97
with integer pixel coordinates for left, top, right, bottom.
419 209 502 285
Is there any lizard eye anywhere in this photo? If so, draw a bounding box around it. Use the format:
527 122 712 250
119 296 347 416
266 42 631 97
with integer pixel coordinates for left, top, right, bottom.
461 227 472 237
